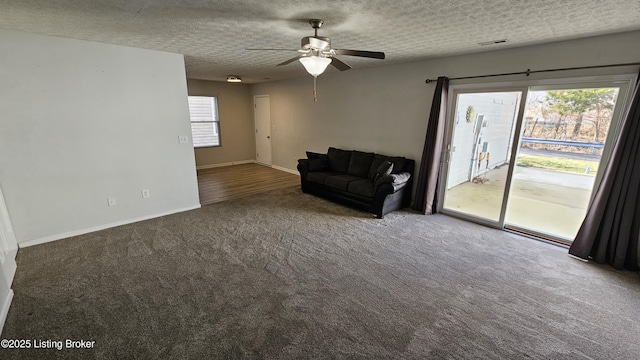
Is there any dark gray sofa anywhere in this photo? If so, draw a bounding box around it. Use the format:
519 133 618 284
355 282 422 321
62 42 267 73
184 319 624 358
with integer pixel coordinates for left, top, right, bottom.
297 147 414 218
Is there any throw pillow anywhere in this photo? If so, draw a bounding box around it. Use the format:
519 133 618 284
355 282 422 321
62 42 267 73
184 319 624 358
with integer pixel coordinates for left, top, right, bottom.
306 151 329 171
387 156 406 174
375 174 394 186
306 151 325 160
309 158 327 171
372 161 393 183
368 155 389 179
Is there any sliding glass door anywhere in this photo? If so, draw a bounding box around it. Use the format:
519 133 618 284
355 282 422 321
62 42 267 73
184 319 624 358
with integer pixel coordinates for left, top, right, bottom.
440 77 633 243
504 86 622 240
442 90 524 224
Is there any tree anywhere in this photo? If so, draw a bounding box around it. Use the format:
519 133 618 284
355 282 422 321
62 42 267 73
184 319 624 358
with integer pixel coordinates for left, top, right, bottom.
545 89 617 140
524 91 547 137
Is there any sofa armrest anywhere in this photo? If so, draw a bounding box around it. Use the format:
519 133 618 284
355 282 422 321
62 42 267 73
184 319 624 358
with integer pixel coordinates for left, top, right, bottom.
390 180 410 192
374 172 410 195
391 172 411 185
375 172 411 186
297 159 311 178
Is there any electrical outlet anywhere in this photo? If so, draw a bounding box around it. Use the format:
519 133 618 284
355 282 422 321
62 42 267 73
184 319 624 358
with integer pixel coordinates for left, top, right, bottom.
178 135 189 144
141 189 150 199
107 198 116 207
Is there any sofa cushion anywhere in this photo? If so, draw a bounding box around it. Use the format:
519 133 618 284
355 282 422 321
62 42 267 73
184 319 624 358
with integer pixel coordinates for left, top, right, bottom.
307 171 341 185
324 174 361 191
348 179 375 197
372 161 393 183
327 147 352 173
347 151 375 177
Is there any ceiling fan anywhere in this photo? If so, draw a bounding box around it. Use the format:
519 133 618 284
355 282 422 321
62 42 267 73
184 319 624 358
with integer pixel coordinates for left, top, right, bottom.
248 19 386 77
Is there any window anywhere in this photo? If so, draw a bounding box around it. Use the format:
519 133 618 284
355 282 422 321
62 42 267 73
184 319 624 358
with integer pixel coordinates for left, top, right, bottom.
187 96 220 147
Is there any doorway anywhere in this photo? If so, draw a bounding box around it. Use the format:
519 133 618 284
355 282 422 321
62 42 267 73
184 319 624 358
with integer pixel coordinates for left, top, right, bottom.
440 76 634 243
254 95 272 166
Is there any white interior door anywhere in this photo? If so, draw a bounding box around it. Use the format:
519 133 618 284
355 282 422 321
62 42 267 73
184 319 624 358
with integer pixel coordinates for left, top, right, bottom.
254 95 272 166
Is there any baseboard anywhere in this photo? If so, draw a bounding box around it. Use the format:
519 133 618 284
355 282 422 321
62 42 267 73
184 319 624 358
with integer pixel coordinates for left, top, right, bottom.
0 289 13 335
270 165 299 175
568 254 589 262
198 161 298 175
196 160 255 170
18 205 202 248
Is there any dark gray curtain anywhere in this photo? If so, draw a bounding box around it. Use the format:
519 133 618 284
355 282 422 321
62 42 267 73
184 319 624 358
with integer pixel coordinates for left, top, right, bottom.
413 76 449 214
569 71 640 271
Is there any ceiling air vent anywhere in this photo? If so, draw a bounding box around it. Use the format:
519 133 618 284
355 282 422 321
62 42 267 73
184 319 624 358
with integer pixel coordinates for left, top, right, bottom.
478 39 507 46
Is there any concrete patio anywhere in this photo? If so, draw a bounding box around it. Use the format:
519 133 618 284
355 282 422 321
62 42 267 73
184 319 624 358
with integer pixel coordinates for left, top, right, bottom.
443 165 595 240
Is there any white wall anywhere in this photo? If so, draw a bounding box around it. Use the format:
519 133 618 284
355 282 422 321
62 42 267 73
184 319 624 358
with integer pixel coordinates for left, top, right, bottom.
250 31 640 191
0 29 201 246
250 66 428 168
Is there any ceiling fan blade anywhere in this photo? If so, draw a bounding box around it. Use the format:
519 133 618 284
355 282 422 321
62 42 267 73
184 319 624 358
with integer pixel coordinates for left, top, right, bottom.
277 55 303 66
333 49 385 59
246 48 298 51
330 57 352 71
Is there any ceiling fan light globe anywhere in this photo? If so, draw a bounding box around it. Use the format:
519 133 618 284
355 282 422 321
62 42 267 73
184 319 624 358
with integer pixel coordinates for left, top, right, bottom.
299 56 332 77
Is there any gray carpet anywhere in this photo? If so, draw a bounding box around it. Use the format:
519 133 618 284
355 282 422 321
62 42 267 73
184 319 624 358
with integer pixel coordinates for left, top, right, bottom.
1 186 639 359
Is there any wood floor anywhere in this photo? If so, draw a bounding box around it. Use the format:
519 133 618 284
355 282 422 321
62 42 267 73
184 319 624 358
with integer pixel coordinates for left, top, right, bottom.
197 163 300 205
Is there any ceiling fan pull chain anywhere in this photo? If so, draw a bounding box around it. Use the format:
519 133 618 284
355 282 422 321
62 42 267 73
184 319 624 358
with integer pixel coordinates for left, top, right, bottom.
313 76 318 102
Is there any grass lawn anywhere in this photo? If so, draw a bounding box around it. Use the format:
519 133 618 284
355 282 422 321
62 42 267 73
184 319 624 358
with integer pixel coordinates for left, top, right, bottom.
516 155 599 175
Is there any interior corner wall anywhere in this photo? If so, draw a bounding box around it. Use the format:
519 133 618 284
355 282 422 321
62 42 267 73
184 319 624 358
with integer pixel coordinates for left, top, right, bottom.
249 30 640 178
0 29 201 246
187 79 255 168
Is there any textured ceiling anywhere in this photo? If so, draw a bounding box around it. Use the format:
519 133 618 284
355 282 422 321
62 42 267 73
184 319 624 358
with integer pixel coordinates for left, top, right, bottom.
1 0 639 83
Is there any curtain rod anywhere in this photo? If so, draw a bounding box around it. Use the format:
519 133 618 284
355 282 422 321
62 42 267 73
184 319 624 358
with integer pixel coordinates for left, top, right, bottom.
424 62 640 83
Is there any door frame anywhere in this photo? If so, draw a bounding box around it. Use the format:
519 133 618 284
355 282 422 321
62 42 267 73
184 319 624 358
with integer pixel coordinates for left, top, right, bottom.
0 183 17 287
253 95 272 166
0 182 17 335
439 85 529 229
